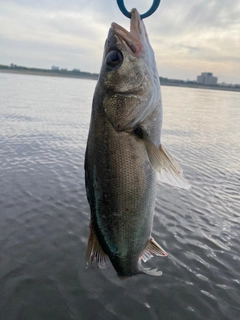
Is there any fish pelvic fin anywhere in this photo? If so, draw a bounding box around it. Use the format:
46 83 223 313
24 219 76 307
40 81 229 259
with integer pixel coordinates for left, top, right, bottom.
85 222 108 269
138 263 163 277
137 237 168 277
140 237 168 263
140 129 191 189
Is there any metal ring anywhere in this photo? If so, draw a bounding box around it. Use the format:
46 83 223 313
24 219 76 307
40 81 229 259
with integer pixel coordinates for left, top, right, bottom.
116 0 161 19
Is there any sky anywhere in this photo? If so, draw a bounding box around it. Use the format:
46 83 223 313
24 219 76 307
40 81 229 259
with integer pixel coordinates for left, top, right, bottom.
1 0 240 84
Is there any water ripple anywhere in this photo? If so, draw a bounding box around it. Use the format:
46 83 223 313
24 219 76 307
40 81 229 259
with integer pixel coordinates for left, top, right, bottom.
0 74 240 319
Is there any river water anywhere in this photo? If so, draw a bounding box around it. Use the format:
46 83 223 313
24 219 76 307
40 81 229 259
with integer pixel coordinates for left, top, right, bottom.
0 73 239 320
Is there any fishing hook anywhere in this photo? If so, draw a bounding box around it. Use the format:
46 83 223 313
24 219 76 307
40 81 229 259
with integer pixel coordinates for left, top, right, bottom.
116 0 161 19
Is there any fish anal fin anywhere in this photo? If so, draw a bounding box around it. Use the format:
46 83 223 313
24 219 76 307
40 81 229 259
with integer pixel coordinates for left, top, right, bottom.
85 222 108 269
140 237 168 263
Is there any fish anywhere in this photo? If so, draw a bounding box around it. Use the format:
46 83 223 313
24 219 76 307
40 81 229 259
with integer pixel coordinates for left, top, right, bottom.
84 8 190 277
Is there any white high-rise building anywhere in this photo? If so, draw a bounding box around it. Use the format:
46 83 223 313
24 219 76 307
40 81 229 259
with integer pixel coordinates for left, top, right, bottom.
51 65 59 71
197 72 218 85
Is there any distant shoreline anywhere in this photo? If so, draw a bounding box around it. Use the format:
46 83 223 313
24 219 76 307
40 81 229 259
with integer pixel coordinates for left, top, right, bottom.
159 81 240 92
1 69 239 92
0 69 98 80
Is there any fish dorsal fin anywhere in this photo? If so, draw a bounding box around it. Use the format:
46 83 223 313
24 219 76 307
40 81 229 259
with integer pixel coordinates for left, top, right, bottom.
85 222 108 269
140 237 168 263
141 130 191 189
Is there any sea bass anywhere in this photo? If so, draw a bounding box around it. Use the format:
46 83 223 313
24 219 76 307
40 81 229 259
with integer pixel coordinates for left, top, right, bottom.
84 8 190 277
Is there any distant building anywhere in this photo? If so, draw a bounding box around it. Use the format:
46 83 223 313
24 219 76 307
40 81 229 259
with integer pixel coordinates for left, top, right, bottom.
197 72 218 85
51 65 59 71
72 68 80 72
219 82 228 87
167 78 184 83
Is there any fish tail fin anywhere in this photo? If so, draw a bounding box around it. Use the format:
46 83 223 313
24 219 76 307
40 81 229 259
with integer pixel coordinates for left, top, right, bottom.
85 222 108 269
137 237 168 276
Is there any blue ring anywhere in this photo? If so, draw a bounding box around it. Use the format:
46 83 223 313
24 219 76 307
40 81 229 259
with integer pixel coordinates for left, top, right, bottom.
116 0 161 19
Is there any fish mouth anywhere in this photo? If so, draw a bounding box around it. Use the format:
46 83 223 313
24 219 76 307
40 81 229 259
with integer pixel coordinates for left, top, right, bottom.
111 8 145 56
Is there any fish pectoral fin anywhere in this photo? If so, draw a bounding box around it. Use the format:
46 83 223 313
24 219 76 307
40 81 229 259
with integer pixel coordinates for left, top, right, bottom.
157 144 191 189
140 237 168 263
143 133 191 190
85 222 108 269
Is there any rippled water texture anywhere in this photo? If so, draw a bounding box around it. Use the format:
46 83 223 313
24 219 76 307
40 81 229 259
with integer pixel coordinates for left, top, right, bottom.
0 73 240 320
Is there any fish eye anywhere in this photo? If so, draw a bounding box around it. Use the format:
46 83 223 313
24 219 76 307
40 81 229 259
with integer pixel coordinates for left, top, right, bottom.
105 50 123 70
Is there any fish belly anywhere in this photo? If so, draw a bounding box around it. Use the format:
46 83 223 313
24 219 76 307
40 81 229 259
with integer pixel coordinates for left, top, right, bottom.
85 113 157 274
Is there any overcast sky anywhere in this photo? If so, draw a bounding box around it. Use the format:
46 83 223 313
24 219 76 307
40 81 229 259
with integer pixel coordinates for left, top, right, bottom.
1 0 240 83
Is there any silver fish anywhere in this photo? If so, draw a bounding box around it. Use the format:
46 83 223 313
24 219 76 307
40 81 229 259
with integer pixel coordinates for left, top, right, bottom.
84 8 190 277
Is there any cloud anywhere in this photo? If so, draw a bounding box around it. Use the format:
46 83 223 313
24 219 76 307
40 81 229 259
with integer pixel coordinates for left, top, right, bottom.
0 0 240 83
145 0 240 83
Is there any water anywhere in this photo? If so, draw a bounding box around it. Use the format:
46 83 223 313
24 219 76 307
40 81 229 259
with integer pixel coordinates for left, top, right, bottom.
0 73 240 320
